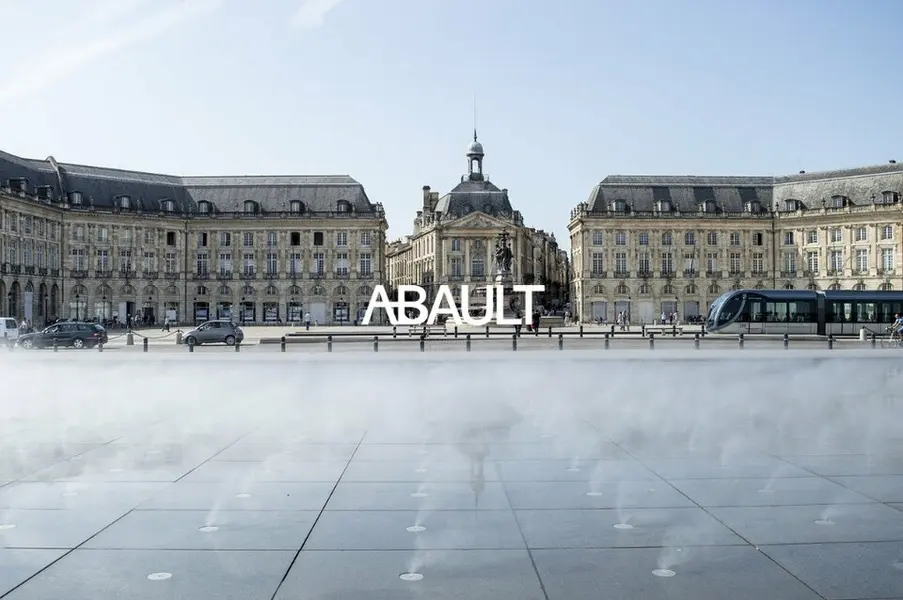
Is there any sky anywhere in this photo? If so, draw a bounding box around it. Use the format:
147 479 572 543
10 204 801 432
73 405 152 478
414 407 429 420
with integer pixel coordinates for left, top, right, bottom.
1 0 901 249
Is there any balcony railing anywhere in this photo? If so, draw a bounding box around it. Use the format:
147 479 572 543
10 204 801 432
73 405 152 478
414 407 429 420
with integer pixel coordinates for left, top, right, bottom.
780 270 796 277
95 270 113 279
24 266 35 275
590 271 607 278
164 272 180 280
683 269 698 277
192 273 210 281
143 271 159 279
334 271 350 279
216 272 233 280
239 272 257 280
70 269 88 278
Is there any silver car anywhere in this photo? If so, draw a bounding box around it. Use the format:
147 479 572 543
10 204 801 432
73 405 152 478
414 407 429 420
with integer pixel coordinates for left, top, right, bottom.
182 320 244 347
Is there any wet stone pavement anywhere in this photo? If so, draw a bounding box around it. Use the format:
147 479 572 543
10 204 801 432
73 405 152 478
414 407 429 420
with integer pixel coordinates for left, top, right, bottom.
1 351 903 599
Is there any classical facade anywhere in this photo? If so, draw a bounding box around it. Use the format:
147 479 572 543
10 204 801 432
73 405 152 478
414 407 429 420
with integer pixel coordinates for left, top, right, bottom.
0 149 388 326
386 134 569 309
569 161 903 323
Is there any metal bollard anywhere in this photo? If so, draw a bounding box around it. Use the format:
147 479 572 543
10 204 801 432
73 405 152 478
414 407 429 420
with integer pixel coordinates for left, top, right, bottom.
466 333 471 352
392 326 397 339
610 324 615 334
783 333 789 349
694 333 700 349
98 341 103 352
738 333 744 349
828 334 834 350
175 331 182 345
53 337 58 352
419 338 425 352
558 333 563 350
871 333 877 348
579 325 584 338
672 325 677 337
649 332 655 350
327 335 333 352
126 333 134 346
189 343 194 353
534 324 539 337
641 324 646 337
512 333 518 351
143 337 148 353
373 336 378 352
485 325 490 338
548 326 552 338
235 341 240 353
280 336 286 352
454 326 458 339
604 332 609 349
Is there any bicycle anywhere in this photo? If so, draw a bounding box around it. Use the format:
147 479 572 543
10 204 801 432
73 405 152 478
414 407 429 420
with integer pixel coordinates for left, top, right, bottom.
879 327 902 348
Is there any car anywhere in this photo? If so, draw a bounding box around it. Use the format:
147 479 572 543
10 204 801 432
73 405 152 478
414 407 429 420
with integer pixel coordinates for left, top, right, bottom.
18 322 109 350
181 320 244 347
0 317 19 344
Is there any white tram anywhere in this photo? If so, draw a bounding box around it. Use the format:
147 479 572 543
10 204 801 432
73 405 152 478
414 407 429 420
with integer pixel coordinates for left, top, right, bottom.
705 289 903 336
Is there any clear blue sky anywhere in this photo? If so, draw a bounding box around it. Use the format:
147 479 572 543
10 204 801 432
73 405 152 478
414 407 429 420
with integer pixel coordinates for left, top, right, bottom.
2 0 900 248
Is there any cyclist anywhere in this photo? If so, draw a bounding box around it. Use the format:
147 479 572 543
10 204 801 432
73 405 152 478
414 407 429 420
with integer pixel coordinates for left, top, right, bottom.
892 314 903 339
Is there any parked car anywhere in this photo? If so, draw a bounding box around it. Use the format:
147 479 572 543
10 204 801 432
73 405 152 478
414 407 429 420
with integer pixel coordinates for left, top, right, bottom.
18 322 108 349
182 320 244 347
0 318 19 343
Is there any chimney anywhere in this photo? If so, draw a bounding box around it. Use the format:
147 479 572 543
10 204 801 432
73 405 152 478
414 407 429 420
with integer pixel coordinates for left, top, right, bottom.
422 185 431 210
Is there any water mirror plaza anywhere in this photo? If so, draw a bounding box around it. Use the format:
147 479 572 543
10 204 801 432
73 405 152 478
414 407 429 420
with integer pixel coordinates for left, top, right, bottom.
1 350 902 599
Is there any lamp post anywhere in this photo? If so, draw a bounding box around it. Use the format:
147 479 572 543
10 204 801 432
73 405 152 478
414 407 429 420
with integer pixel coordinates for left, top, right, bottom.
102 295 107 324
75 293 80 321
240 297 246 325
147 295 153 326
43 293 48 326
627 295 631 325
6 291 13 319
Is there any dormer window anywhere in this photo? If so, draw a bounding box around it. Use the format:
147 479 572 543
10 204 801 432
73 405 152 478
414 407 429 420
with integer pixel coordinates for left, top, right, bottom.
290 200 304 213
829 195 846 209
7 178 27 192
656 200 672 212
118 195 131 210
336 199 351 213
482 203 494 215
69 191 83 206
163 200 175 213
198 201 211 214
783 199 799 212
699 200 716 213
37 185 54 201
745 200 760 213
244 200 259 214
881 191 900 204
611 199 627 212
461 203 473 214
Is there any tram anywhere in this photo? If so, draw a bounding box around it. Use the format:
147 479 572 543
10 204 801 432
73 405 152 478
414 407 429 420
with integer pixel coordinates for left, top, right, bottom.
705 289 903 336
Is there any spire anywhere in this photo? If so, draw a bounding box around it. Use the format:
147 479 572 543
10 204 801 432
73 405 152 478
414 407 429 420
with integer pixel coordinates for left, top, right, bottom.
474 128 478 142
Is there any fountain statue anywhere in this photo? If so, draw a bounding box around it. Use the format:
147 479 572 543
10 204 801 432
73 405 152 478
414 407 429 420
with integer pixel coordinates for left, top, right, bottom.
493 230 519 321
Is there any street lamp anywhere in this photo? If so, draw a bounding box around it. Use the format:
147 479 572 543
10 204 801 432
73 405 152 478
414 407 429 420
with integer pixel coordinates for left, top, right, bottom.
43 293 48 325
627 295 631 324
75 293 80 321
240 297 246 324
102 295 107 323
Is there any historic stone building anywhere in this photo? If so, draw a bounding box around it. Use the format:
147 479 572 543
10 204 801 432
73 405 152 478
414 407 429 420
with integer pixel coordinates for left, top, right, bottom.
0 149 388 326
569 161 903 324
386 134 569 310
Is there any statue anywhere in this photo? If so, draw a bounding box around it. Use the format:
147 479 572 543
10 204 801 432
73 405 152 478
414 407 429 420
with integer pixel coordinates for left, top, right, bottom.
495 232 513 274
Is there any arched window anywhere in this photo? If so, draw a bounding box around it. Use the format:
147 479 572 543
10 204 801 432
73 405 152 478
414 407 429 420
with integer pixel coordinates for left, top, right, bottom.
265 284 278 296
638 283 650 295
853 283 866 291
336 200 351 213
482 203 494 215
166 285 179 296
241 285 255 296
218 285 231 295
611 200 627 212
288 285 302 296
335 284 348 296
879 282 893 291
615 283 629 295
461 203 473 214
662 284 674 295
754 281 766 290
592 284 605 295
828 283 841 291
358 285 372 296
198 201 211 214
290 200 304 213
708 283 721 295
311 284 325 296
196 286 208 295
121 284 135 295
244 200 258 214
685 284 697 294
783 282 795 290
806 283 818 291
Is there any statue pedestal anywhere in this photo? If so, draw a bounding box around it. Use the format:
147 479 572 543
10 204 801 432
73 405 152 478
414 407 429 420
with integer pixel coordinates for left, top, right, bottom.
486 272 521 327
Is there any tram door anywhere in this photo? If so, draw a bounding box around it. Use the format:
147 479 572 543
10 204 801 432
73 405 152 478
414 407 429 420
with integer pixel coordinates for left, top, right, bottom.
746 297 764 334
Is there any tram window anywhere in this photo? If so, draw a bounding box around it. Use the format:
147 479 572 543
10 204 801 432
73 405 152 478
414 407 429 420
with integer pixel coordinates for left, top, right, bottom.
788 300 815 322
765 301 788 322
716 294 744 325
748 299 764 322
879 302 903 322
829 302 853 322
855 302 878 323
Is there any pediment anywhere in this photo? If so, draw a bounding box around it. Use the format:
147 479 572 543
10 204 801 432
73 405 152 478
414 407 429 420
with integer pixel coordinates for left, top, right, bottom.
449 211 507 230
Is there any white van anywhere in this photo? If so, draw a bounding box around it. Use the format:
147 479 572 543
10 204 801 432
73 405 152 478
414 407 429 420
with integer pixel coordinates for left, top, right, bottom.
0 318 20 343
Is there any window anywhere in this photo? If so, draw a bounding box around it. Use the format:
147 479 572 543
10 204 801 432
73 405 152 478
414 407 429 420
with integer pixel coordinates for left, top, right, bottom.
313 232 324 246
752 253 764 274
806 251 819 273
661 252 673 274
752 232 763 246
855 249 868 273
611 200 626 212
219 252 232 275
684 232 695 246
163 200 175 213
289 252 301 275
591 253 604 274
336 200 351 212
243 232 254 247
119 196 131 209
70 248 85 270
360 231 371 247
73 226 85 241
290 232 301 246
313 252 325 274
451 238 461 252
706 252 718 274
881 248 894 272
165 252 177 274
683 252 696 273
450 257 462 277
197 233 208 247
198 201 211 214
615 231 626 246
95 249 109 271
881 225 893 240
638 232 649 246
336 231 348 247
661 232 672 246
784 199 797 211
196 253 209 275
806 230 817 244
144 229 156 245
783 231 795 245
471 253 485 277
782 251 796 273
69 191 83 206
657 200 671 212
142 251 156 272
729 252 741 273
220 232 231 246
829 250 843 273
829 195 845 209
830 228 842 243
265 252 277 275
615 283 628 295
637 252 650 274
244 200 258 214
267 231 277 246
615 252 627 274
98 227 109 243
591 231 603 245
854 227 867 242
290 200 303 213
360 253 372 277
243 253 255 276
119 249 133 273
335 252 349 276
706 232 717 245
883 191 900 204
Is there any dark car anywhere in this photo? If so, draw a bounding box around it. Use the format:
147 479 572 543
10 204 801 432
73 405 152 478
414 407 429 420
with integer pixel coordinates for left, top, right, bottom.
18 322 108 350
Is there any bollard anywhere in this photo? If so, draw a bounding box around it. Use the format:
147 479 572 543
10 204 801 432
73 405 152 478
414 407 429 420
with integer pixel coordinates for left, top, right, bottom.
280 336 286 352
604 332 610 349
98 341 103 352
235 341 240 353
443 328 448 338
512 333 518 351
871 333 877 348
738 333 744 349
175 331 182 345
610 324 615 334
672 325 677 337
327 335 333 352
694 332 700 349
701 323 706 336
641 324 646 337
548 326 552 338
466 334 471 352
419 338 425 352
783 333 789 349
579 325 584 338
189 343 194 353
454 326 458 339
649 332 655 350
373 336 378 352
53 337 58 352
558 333 563 350
126 332 134 346
485 325 490 339
828 334 834 350
392 326 397 339
534 324 539 337
143 337 148 353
